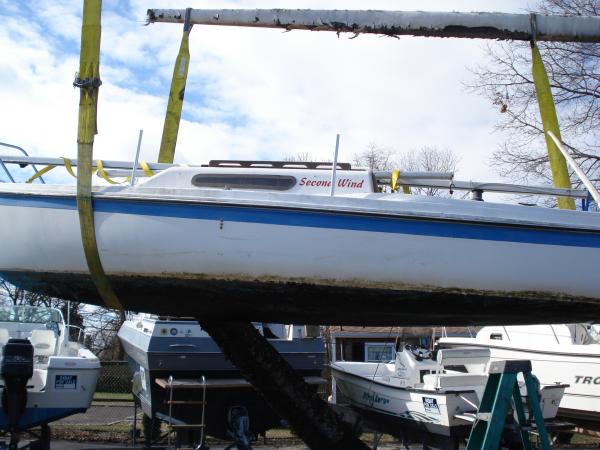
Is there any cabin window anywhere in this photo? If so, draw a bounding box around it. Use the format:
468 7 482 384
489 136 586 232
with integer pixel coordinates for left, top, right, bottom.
365 343 395 362
490 333 503 340
191 174 297 191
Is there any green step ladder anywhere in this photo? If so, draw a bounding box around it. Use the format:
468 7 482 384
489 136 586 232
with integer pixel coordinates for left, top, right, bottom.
465 360 551 450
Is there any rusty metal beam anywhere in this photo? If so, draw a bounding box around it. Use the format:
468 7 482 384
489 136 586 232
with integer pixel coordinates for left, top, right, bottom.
196 319 369 450
147 9 600 43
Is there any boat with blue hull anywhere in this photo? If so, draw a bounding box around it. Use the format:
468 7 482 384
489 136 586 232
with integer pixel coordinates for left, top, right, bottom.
1 164 599 325
118 314 325 443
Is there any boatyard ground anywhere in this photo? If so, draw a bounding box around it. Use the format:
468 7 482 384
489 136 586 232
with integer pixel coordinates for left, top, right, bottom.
50 423 600 449
47 390 600 449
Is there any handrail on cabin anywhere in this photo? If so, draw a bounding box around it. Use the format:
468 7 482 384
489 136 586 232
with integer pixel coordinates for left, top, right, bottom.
0 142 46 184
0 153 593 202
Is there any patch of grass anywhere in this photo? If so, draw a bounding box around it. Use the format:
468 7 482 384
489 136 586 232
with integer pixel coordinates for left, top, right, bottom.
52 424 131 443
92 392 134 402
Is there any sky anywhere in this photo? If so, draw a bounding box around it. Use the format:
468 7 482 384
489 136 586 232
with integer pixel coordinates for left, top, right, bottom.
0 0 534 185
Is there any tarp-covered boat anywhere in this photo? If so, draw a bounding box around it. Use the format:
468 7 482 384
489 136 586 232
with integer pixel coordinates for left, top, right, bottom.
0 164 599 325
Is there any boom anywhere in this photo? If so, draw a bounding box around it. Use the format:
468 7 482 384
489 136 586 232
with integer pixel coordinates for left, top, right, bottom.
147 9 600 43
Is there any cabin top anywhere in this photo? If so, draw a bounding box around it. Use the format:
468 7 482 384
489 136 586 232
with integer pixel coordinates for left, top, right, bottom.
139 165 377 195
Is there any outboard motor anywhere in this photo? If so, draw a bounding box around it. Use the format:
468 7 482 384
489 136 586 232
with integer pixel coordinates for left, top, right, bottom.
1 339 34 432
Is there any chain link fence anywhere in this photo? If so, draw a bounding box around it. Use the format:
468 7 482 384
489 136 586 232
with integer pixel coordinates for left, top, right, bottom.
95 361 132 394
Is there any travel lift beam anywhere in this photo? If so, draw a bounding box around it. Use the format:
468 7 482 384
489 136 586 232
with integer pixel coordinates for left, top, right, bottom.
146 9 600 43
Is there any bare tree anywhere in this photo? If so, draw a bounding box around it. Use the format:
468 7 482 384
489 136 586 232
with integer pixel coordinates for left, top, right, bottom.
353 142 395 171
84 308 126 360
468 0 600 194
283 152 315 162
397 147 460 197
352 143 459 196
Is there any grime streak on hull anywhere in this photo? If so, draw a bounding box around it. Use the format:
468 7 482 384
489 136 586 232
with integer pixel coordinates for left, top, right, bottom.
1 270 599 326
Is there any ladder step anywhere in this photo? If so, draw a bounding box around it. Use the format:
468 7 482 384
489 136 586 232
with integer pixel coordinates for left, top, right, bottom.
476 412 492 421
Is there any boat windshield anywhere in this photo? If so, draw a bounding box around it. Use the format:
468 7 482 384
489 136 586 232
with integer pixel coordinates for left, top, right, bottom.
0 305 62 324
588 324 600 344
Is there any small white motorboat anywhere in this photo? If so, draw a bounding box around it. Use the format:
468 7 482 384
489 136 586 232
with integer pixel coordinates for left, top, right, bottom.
331 345 566 447
438 324 600 430
0 160 599 325
0 305 100 443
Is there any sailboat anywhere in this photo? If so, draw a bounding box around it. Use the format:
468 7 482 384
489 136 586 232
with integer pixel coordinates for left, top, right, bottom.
0 158 599 325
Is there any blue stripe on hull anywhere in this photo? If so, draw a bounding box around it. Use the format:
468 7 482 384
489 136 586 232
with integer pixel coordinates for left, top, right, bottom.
0 407 87 430
0 193 599 248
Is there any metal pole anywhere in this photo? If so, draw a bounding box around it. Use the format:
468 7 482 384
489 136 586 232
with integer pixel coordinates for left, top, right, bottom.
66 300 71 345
130 129 143 186
147 9 600 43
329 134 340 197
548 131 600 205
0 158 15 183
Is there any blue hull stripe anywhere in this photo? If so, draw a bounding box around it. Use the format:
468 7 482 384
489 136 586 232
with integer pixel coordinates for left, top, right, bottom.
0 407 87 430
0 193 599 248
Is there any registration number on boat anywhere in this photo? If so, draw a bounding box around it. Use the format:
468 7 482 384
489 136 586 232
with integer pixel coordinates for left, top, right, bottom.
422 397 440 414
55 375 78 390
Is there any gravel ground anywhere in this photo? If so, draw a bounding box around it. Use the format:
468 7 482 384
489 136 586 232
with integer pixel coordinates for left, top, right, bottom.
58 402 137 425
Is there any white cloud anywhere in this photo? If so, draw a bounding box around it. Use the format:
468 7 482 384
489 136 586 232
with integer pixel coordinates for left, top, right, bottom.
0 0 533 185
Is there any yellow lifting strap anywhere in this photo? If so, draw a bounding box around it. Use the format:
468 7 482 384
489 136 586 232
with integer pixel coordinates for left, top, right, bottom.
26 165 56 184
391 169 411 194
96 159 132 184
76 0 123 311
531 42 576 210
139 161 154 177
26 158 79 183
157 8 193 164
63 157 77 178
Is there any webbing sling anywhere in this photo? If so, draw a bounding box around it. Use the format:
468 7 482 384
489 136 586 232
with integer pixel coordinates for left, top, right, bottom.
75 0 122 310
391 169 411 194
158 8 193 164
531 40 576 210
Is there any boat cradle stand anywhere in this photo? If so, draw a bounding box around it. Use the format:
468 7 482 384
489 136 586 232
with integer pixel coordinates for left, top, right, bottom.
196 319 370 450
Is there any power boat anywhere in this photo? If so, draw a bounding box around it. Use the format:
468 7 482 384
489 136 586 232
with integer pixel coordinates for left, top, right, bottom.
0 305 100 446
331 345 567 449
0 160 599 326
118 314 325 447
438 324 600 430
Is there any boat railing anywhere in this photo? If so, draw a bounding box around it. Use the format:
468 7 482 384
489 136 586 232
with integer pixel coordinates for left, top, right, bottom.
0 153 596 204
65 324 86 345
0 142 46 184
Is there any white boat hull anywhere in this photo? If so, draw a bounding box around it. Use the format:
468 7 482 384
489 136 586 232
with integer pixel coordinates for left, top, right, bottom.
439 330 600 427
1 184 600 324
0 355 99 430
331 365 478 438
